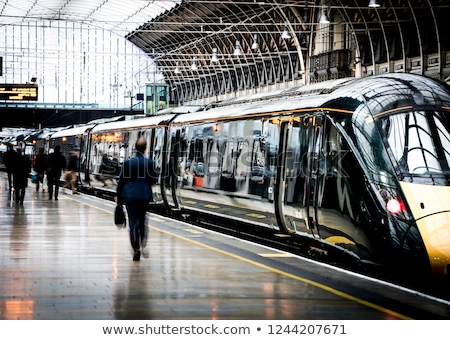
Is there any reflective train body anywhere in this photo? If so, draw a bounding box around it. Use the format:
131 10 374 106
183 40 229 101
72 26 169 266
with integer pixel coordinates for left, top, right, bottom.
47 73 450 286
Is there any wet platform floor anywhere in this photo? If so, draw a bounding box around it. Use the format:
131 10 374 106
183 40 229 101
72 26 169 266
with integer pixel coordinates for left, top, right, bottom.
1 173 450 320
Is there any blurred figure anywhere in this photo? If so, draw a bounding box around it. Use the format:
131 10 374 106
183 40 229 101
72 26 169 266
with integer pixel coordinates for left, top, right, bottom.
64 147 80 194
3 144 17 190
46 145 66 200
34 147 47 192
116 137 157 261
13 148 31 205
96 152 115 187
80 151 91 184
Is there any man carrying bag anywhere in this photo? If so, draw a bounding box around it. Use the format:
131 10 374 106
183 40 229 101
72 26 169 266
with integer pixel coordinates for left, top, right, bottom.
115 137 157 261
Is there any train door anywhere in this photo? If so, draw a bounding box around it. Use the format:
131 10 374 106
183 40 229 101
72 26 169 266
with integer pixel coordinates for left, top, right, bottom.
316 117 375 258
169 129 182 210
305 115 324 235
78 132 90 185
153 126 173 209
275 114 323 237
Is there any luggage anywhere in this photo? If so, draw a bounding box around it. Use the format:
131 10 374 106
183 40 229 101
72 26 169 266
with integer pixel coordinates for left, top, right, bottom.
114 205 126 228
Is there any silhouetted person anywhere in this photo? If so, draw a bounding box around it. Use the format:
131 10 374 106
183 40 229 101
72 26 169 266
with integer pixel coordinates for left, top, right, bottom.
46 145 66 200
116 137 157 261
3 144 18 190
64 148 80 194
34 147 47 192
13 148 31 205
96 152 115 186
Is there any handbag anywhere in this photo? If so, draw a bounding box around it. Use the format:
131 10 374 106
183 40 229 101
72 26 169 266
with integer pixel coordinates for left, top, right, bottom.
114 204 126 228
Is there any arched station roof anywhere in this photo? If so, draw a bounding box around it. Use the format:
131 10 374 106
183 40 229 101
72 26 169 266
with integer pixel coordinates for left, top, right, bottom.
2 0 450 105
0 0 181 36
125 0 450 104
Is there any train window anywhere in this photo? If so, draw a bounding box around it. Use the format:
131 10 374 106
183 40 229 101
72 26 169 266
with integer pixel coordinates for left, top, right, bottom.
334 112 397 188
177 119 277 196
379 111 450 181
435 114 450 168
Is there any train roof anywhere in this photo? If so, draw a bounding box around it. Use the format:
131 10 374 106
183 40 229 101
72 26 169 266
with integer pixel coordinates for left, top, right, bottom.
322 73 450 115
50 124 96 138
150 105 205 115
171 78 355 125
171 73 450 125
89 106 205 133
208 77 354 108
90 113 176 133
44 74 450 136
86 115 125 125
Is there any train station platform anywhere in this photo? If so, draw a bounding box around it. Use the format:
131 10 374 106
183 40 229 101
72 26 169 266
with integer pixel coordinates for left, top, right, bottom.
1 172 450 321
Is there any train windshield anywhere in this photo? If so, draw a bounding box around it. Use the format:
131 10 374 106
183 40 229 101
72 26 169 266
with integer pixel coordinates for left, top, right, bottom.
378 110 450 184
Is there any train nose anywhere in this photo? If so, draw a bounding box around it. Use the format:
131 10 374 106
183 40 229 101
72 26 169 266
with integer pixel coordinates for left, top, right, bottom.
400 182 450 278
416 211 450 277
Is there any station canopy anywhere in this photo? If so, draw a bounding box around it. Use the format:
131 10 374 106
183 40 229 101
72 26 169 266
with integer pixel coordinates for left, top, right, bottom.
2 0 450 106
0 0 181 37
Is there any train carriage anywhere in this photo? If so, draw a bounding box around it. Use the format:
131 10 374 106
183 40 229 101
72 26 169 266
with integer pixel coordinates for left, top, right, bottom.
48 73 450 289
85 106 204 205
166 74 450 285
49 124 96 186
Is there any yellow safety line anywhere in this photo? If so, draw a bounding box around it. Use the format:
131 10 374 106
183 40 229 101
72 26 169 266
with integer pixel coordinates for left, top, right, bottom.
68 195 412 320
149 224 412 320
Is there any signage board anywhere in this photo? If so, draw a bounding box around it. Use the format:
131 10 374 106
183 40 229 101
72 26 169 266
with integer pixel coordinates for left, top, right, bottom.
0 84 38 101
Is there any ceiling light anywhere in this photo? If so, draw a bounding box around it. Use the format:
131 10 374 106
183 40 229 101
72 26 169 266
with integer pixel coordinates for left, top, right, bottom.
233 40 241 56
281 22 291 39
211 48 219 62
251 34 259 50
191 57 198 71
369 0 380 8
319 7 330 24
174 62 181 74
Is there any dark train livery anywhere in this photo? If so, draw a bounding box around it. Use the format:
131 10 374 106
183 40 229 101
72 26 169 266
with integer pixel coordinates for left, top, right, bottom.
37 73 450 287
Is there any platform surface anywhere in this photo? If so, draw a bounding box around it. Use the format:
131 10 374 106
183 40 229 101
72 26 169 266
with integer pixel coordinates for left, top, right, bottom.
1 173 450 320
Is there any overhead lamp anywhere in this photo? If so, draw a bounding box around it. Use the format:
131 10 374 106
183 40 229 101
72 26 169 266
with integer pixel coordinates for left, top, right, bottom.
233 40 241 56
368 0 380 7
281 22 291 39
251 34 259 50
211 48 219 63
174 62 181 74
319 7 330 24
191 57 198 71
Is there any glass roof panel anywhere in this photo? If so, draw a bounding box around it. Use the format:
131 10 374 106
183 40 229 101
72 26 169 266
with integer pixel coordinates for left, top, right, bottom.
0 0 181 36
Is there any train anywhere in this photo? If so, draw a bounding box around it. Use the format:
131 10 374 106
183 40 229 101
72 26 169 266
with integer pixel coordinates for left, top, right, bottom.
11 73 450 290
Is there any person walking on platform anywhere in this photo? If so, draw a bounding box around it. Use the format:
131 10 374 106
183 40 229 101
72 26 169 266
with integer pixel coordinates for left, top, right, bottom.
3 144 18 190
34 147 47 192
46 145 66 200
115 137 157 261
96 152 115 187
64 147 80 194
13 148 31 205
